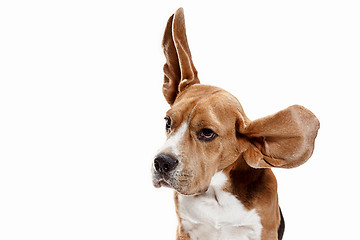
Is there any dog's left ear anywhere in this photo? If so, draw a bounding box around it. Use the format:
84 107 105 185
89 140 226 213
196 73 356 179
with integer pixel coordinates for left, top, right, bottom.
162 8 200 105
238 105 320 169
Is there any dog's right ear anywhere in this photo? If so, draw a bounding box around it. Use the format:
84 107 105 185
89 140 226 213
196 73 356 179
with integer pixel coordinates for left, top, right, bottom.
162 8 200 105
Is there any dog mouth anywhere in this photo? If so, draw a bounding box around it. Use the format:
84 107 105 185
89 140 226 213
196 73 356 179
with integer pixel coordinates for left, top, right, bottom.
152 169 193 193
153 178 171 188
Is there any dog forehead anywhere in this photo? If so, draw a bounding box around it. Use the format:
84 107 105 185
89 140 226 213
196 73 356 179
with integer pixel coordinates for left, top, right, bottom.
168 84 246 128
166 85 219 122
191 94 242 128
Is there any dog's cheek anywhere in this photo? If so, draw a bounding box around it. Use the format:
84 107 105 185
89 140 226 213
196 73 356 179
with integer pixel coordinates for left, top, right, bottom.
178 141 219 194
177 159 203 194
197 151 221 191
215 134 245 170
204 141 225 169
219 146 241 170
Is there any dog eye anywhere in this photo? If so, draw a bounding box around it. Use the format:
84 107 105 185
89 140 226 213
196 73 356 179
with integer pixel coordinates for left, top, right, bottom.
165 117 172 132
197 128 218 142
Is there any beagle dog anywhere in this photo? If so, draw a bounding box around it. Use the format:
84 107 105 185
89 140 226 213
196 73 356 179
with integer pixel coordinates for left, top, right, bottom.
152 8 319 240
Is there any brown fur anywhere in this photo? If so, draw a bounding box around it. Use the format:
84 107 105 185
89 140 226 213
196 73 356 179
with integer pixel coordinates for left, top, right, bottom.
156 8 319 240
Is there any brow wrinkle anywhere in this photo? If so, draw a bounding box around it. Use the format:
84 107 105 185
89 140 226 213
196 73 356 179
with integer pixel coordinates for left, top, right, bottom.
186 89 223 124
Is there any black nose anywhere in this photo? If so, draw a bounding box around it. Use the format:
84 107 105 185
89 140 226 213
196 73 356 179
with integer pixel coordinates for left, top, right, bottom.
154 154 179 174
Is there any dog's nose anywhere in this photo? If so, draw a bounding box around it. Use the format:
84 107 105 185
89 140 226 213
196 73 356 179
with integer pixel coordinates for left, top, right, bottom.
154 154 179 174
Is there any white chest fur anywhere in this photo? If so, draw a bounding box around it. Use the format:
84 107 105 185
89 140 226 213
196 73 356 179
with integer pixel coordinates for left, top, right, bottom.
177 172 263 240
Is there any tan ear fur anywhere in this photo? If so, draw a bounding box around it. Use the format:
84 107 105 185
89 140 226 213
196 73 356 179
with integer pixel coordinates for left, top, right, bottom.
240 105 320 169
162 8 200 105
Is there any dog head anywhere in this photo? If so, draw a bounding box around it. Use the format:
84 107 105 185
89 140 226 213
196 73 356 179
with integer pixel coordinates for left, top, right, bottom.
152 8 320 195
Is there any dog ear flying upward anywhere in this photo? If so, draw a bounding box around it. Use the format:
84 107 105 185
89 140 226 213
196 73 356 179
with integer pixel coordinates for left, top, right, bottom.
162 8 200 105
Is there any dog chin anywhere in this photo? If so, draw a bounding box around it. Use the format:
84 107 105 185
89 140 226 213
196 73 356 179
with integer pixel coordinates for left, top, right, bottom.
176 186 208 196
170 182 208 196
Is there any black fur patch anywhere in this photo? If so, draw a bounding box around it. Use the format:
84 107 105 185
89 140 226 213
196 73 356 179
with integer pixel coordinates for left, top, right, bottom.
278 207 285 240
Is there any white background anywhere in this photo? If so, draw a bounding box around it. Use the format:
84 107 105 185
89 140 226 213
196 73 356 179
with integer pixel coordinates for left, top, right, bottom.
1 0 359 239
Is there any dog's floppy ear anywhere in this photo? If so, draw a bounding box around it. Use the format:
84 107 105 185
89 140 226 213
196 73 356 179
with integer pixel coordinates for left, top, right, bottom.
239 105 320 169
162 8 200 105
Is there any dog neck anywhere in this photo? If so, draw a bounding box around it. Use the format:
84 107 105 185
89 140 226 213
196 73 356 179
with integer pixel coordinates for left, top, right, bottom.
223 156 268 209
